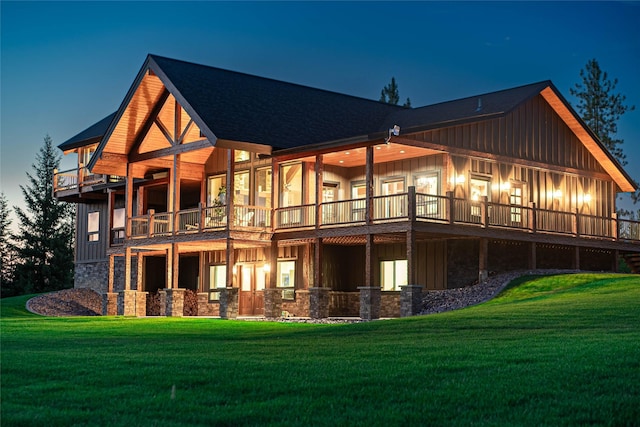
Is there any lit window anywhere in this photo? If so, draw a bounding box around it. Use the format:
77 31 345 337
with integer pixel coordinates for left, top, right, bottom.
380 260 407 291
209 265 227 301
88 211 100 242
277 260 296 300
234 150 250 163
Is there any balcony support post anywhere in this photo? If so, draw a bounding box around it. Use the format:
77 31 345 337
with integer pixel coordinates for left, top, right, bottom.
315 155 323 229
407 186 417 286
226 149 235 230
365 146 374 225
365 233 374 287
447 191 455 224
572 246 580 270
124 246 132 291
136 252 143 291
125 163 134 239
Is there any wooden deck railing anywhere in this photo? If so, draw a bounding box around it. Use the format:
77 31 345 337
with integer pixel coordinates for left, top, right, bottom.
53 167 124 194
118 189 639 243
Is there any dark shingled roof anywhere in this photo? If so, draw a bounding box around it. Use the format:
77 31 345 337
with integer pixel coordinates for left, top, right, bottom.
60 57 554 153
58 112 116 151
150 55 404 150
380 81 552 133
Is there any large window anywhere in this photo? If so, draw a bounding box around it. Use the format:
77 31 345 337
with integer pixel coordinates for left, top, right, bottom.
112 208 125 244
351 181 366 221
470 177 490 218
234 150 250 163
87 211 100 242
277 260 296 300
381 177 406 218
207 175 227 207
380 260 407 291
209 265 227 301
234 171 250 205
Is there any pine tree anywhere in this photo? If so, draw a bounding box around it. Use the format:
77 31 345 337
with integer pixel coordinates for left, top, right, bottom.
12 135 75 295
0 193 17 296
380 77 411 108
570 59 635 166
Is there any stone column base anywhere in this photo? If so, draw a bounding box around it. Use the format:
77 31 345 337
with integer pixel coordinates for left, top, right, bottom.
164 288 185 317
263 288 283 318
309 287 329 319
102 292 118 316
118 290 137 316
135 291 148 317
359 287 381 320
220 287 239 319
400 285 423 317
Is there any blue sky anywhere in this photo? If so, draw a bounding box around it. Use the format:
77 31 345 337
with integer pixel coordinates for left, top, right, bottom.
1 1 639 220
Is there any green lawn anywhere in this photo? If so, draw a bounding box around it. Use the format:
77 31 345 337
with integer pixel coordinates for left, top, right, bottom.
2 273 639 426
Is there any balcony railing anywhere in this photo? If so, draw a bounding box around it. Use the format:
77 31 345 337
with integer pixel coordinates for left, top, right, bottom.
114 190 639 244
53 167 124 194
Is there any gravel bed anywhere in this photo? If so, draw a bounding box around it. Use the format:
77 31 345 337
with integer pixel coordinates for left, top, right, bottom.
420 269 579 315
26 288 102 317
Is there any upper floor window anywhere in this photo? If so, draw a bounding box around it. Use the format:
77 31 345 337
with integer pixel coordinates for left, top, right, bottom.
234 150 250 163
87 211 100 242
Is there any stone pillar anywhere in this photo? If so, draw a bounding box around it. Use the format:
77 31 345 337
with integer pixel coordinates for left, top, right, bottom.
135 291 148 317
220 287 239 319
159 290 167 316
309 287 329 319
164 288 185 317
118 290 137 316
102 292 118 316
263 288 282 318
359 287 381 320
400 285 423 317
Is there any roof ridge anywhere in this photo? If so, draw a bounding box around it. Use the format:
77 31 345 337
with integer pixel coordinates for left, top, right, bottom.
148 54 405 111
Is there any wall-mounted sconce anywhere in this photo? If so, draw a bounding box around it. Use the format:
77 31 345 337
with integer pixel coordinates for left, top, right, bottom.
456 175 466 184
263 263 271 273
553 189 562 200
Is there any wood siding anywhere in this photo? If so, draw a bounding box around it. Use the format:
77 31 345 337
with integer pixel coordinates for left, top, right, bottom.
76 201 109 262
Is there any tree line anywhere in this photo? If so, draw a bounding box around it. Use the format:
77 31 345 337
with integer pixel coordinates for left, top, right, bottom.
1 135 74 297
0 59 636 297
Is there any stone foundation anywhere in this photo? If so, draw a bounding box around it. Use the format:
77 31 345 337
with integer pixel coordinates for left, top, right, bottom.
328 291 359 317
309 287 329 319
400 285 423 317
165 288 185 317
380 292 400 318
75 261 109 293
282 290 309 317
263 289 282 318
118 290 137 316
220 288 239 319
102 292 118 315
359 287 381 320
197 293 220 316
135 291 148 317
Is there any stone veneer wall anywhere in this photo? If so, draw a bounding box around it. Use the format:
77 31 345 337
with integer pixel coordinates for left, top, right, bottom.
380 292 401 318
74 257 138 294
197 293 220 316
74 261 109 293
281 290 309 317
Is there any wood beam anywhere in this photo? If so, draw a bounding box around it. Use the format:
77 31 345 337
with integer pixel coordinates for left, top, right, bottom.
129 139 212 163
365 146 374 225
154 118 175 146
365 233 374 287
314 238 323 288
129 89 170 157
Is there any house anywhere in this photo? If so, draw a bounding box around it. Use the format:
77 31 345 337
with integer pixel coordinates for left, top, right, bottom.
54 54 640 319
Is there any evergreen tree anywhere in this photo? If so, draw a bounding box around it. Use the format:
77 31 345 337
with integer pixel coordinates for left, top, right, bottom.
0 193 17 296
569 59 635 166
12 135 74 295
380 77 412 108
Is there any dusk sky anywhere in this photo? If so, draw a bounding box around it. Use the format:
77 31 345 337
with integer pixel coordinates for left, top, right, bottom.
1 1 639 223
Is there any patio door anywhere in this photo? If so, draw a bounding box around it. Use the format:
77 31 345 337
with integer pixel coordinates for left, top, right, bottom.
238 264 265 316
381 177 405 218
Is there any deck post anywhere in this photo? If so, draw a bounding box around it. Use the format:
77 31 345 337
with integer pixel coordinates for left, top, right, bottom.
147 209 155 238
611 212 618 240
529 202 536 233
572 246 580 270
365 146 374 224
612 249 619 273
447 191 455 224
481 196 488 228
316 155 323 228
136 252 143 291
226 149 235 230
407 186 417 286
125 163 134 239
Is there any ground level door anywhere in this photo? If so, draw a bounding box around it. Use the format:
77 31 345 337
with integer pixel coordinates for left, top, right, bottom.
238 264 266 316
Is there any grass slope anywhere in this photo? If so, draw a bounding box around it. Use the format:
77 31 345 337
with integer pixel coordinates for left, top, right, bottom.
1 274 639 426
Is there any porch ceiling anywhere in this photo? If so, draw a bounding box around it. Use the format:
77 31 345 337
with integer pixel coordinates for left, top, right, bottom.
299 142 443 168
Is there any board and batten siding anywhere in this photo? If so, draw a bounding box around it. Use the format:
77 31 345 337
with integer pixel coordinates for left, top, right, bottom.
75 201 109 262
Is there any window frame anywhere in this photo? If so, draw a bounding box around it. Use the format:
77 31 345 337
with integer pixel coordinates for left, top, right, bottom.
87 211 100 242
